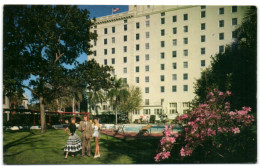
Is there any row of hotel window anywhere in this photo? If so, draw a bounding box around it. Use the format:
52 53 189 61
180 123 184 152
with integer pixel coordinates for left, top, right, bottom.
95 18 238 36
143 85 189 93
135 73 190 83
93 6 238 32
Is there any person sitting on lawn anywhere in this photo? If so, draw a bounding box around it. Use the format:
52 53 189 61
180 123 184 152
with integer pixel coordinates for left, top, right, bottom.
64 117 82 159
93 117 101 158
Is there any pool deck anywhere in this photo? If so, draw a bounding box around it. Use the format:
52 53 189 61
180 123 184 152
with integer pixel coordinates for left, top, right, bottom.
101 129 164 139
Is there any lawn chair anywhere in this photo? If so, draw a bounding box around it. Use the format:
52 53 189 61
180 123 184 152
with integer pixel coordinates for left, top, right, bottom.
137 124 152 136
113 124 125 136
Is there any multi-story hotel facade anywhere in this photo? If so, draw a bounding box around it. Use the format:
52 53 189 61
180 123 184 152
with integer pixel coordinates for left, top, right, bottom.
89 5 248 122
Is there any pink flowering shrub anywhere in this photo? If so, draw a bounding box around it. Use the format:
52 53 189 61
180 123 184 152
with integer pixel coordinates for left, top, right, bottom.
155 89 255 163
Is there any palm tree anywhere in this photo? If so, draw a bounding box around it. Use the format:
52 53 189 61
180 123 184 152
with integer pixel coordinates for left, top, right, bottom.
86 90 105 115
107 78 129 124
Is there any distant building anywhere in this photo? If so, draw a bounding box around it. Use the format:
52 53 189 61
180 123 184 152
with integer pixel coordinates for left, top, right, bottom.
89 5 248 122
2 93 29 109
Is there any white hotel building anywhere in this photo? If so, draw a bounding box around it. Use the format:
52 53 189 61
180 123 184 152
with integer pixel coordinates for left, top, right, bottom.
89 5 248 122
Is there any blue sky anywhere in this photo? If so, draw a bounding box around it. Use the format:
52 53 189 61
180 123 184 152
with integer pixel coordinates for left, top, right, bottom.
24 5 129 102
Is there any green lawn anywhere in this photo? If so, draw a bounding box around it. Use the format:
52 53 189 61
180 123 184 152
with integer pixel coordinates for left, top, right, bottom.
3 129 160 164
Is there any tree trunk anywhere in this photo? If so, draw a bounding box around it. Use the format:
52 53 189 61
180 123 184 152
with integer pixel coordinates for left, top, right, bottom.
56 99 60 111
115 108 118 125
78 102 80 113
72 96 75 113
40 96 46 133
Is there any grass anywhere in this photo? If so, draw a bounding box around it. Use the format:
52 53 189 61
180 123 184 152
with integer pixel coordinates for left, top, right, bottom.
3 129 160 164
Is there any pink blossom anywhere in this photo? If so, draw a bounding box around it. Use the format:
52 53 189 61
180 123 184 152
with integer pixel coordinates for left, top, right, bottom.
233 127 240 134
154 153 161 161
219 92 224 95
164 129 171 137
160 137 166 145
226 91 232 96
161 151 171 159
229 111 236 116
180 147 185 156
218 144 222 148
238 110 247 116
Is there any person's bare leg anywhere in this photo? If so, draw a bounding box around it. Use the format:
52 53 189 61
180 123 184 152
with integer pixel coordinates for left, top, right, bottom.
65 151 68 158
94 138 97 157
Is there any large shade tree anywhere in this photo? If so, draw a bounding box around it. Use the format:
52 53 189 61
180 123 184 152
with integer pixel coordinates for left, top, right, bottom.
3 5 96 133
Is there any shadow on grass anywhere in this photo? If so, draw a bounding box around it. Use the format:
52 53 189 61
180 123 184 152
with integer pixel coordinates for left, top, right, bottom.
98 135 160 164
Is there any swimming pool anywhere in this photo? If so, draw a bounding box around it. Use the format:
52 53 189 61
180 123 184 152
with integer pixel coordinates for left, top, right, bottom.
123 125 182 133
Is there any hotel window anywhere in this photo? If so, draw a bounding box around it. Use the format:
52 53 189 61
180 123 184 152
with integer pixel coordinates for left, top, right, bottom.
146 15 150 19
136 55 139 62
123 67 127 74
124 19 127 23
104 59 107 65
160 64 165 70
170 103 178 114
112 48 115 54
183 62 188 68
145 99 149 105
154 109 163 115
93 51 96 56
172 74 177 81
219 20 224 27
161 12 165 16
146 20 150 27
136 66 140 72
123 78 127 84
136 77 139 83
172 86 177 92
136 33 140 40
172 63 177 69
160 75 165 82
201 60 206 67
219 8 224 15
183 26 188 32
173 27 177 34
104 49 107 55
161 18 165 24
183 85 188 92
219 33 224 40
201 11 206 18
161 29 165 36
201 6 206 9
123 57 127 63
112 37 115 43
124 35 127 42
145 87 149 93
201 23 206 30
136 44 140 51
103 105 107 111
201 35 206 42
94 40 97 46
112 69 115 75
183 102 190 108
112 26 115 33
161 41 165 47
232 18 238 26
201 48 206 55
112 58 115 64
184 14 188 20
183 38 188 44
124 46 127 53
146 32 150 38
172 51 177 58
104 28 107 34
172 39 177 46
145 76 149 82
133 110 140 115
172 15 177 22
232 6 237 13
232 31 237 39
219 45 224 53
147 5 150 9
161 52 165 59
184 49 188 56
104 38 107 45
161 86 165 93
136 22 140 29
183 73 188 80
145 43 150 50
145 54 150 60
124 24 127 31
94 30 97 34
144 109 150 114
145 65 149 72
